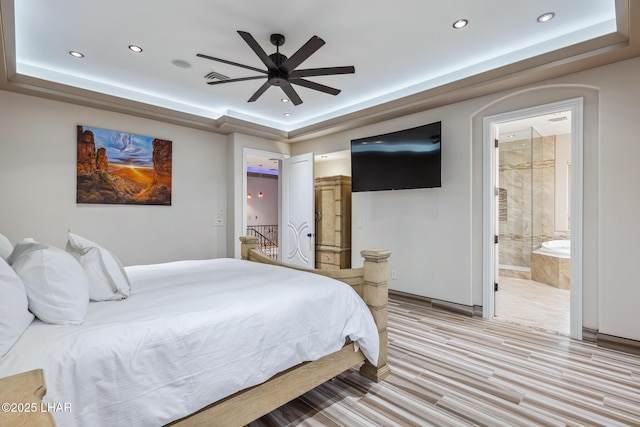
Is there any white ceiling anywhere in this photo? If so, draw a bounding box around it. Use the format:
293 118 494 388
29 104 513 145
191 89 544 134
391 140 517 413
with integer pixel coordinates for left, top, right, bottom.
6 0 617 133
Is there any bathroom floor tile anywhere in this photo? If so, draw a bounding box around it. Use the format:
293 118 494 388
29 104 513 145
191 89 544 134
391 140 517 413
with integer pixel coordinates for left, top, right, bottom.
496 276 570 335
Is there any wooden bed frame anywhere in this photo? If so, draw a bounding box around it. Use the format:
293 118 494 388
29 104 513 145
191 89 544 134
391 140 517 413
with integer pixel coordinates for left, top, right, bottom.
0 369 55 427
0 236 390 427
168 236 391 426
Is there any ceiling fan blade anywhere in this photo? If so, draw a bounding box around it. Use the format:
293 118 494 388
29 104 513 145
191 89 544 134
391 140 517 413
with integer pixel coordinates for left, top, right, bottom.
248 81 272 102
290 78 341 96
207 76 267 86
237 31 277 70
197 53 266 74
279 36 325 74
289 66 355 79
280 82 303 105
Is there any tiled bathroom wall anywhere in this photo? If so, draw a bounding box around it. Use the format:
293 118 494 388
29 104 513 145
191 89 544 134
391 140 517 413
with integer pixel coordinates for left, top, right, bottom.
498 132 569 271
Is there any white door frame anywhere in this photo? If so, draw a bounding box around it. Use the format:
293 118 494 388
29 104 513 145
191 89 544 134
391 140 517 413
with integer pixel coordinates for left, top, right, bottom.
482 98 584 339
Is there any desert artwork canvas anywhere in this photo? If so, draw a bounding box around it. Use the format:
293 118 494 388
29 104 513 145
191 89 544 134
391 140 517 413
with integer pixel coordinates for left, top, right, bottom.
76 125 172 205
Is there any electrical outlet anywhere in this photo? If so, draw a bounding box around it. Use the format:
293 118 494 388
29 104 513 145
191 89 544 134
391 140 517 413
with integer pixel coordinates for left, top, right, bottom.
391 269 397 280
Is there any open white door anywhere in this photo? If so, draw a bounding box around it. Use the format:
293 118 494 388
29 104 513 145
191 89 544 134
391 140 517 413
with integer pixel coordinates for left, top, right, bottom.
493 133 500 318
281 152 315 268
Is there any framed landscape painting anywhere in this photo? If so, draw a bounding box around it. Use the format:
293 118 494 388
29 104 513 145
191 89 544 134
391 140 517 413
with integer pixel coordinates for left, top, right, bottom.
76 125 172 205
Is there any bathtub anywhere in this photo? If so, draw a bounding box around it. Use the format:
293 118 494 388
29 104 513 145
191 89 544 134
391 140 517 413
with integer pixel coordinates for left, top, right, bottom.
533 239 570 259
531 240 571 289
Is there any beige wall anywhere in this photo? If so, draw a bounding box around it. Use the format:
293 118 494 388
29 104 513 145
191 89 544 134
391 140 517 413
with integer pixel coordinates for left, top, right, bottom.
247 175 278 225
293 56 640 342
296 101 476 308
594 57 640 340
0 90 228 265
314 152 350 178
1 56 639 342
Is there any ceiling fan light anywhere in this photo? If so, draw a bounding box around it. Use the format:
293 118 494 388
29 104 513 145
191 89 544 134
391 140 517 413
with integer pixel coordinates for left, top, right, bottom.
453 19 468 29
281 98 289 103
283 112 291 117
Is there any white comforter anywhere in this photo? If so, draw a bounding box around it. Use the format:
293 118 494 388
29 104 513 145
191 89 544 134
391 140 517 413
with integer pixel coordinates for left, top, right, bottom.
0 258 379 426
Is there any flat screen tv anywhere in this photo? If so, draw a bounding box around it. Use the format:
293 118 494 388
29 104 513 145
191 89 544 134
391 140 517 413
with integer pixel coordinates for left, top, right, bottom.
350 121 441 192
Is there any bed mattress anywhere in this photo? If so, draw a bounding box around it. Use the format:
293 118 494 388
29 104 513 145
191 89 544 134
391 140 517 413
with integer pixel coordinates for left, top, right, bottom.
0 258 379 426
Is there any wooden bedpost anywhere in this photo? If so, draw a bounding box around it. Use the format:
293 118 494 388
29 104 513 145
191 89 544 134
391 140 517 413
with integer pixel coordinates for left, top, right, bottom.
240 235 258 260
359 249 392 382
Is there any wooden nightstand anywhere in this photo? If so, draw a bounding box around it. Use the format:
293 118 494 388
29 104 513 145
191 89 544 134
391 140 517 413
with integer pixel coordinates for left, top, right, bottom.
0 369 56 426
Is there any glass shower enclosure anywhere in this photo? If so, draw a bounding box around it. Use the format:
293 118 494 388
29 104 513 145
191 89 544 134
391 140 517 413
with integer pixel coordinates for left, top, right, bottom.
497 126 545 275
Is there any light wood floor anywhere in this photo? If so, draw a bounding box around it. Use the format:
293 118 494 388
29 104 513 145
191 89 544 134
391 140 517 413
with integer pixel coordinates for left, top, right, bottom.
249 297 640 426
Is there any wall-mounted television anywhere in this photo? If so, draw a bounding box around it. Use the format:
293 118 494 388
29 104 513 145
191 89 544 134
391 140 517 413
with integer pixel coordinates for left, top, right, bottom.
350 121 441 192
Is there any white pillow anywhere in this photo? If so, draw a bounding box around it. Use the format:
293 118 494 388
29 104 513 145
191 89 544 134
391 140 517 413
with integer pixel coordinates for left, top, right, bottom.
10 239 89 325
0 232 13 262
0 257 35 357
65 232 131 301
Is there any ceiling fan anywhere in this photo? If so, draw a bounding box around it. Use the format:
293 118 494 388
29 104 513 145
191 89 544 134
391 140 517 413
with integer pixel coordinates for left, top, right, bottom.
197 31 355 106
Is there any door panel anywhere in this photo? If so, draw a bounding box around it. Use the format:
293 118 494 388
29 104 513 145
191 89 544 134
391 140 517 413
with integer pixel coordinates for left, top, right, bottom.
281 152 314 268
494 136 500 317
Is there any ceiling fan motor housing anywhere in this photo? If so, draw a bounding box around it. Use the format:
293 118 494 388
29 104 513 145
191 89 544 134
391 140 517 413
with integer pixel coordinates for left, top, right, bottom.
268 52 288 85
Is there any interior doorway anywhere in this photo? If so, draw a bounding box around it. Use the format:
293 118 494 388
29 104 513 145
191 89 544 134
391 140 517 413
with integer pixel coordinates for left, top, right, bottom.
483 98 584 339
242 149 315 268
496 113 572 334
243 149 283 259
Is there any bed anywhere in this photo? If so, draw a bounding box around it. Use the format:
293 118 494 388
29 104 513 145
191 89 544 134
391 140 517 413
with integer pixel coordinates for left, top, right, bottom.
0 235 390 426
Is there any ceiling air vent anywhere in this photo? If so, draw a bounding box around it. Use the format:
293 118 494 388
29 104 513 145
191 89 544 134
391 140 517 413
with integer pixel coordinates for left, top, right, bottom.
204 71 230 81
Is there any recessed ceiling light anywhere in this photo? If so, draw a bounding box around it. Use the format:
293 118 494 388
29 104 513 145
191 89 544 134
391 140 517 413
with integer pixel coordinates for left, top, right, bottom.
453 19 468 29
69 51 84 58
548 116 568 122
128 45 143 53
537 12 555 23
281 98 289 103
283 113 291 117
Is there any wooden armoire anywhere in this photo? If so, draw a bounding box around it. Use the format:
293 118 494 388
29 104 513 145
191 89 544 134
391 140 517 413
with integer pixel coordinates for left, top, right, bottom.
314 175 352 270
